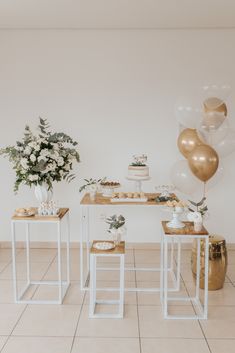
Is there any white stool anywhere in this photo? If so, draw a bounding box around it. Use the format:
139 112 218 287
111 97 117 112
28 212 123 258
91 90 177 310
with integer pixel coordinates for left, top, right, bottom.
89 241 125 318
161 221 209 319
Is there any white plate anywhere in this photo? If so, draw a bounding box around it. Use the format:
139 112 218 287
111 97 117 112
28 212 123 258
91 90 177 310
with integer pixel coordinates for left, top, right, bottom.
15 211 35 217
111 197 147 203
93 242 115 251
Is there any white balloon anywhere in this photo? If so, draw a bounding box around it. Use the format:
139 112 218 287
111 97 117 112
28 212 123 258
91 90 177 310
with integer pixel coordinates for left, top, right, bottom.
206 162 224 190
170 160 201 195
213 128 235 158
175 98 202 129
202 83 231 104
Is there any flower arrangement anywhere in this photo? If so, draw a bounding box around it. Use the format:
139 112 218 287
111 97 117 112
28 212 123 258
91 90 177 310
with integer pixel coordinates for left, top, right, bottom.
0 118 80 192
131 154 147 166
105 214 125 231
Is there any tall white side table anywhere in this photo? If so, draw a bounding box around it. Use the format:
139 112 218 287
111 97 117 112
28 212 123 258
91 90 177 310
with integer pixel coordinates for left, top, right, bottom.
161 221 209 320
11 208 70 304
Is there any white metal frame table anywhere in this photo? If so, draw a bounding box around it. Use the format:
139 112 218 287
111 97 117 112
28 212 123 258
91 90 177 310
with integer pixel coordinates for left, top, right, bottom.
89 240 125 318
161 221 209 320
11 207 70 304
80 193 181 294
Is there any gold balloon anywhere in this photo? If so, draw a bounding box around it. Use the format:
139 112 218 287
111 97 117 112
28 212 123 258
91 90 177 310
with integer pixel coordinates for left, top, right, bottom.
177 128 203 158
188 144 219 182
204 97 227 116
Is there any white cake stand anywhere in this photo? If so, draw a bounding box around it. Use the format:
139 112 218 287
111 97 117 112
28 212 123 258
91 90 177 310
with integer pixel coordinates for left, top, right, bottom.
126 176 151 193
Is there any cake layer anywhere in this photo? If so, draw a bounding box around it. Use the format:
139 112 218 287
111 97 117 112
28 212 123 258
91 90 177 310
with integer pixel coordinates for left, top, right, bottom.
128 165 149 178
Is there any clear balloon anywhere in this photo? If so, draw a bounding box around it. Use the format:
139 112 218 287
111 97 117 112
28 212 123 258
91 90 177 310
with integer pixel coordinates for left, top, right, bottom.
202 84 231 105
170 160 201 195
175 97 203 129
197 118 229 145
212 128 235 158
206 162 224 190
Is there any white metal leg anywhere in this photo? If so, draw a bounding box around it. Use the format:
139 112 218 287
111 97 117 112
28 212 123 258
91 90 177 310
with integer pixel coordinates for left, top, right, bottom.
66 212 70 284
26 223 31 285
162 234 209 320
11 222 18 302
57 222 62 303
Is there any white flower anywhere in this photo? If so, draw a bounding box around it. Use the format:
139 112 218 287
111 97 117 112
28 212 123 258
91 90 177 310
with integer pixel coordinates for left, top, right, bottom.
64 163 71 171
38 155 47 163
35 144 40 151
28 174 39 181
28 141 37 149
30 154 36 162
57 157 64 166
59 170 64 176
20 158 29 170
24 146 32 155
40 149 49 157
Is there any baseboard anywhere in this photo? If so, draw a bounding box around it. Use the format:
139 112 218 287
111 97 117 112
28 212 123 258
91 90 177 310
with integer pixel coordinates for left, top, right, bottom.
1 241 235 250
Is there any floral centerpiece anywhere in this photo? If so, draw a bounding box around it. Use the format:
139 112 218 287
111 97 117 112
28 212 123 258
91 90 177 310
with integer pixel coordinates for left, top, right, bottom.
0 118 80 201
105 214 126 246
79 177 106 201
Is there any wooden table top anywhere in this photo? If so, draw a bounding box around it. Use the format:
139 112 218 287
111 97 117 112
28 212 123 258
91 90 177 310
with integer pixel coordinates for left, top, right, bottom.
162 221 209 236
90 241 125 254
12 208 69 221
80 193 177 206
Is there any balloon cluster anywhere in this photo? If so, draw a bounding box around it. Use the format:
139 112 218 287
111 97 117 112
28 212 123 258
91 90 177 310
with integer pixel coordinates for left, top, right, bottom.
171 84 235 195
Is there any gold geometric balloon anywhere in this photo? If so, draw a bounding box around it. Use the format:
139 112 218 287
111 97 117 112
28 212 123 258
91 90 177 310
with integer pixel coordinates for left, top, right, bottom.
177 128 203 158
188 144 219 182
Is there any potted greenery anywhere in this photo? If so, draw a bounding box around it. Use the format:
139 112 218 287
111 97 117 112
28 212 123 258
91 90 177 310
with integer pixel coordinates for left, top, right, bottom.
0 118 80 202
79 177 105 201
187 197 208 231
105 214 126 246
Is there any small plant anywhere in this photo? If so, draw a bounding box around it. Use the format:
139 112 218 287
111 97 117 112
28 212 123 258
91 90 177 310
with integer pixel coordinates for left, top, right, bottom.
188 197 208 217
79 177 106 193
105 214 125 231
131 154 147 166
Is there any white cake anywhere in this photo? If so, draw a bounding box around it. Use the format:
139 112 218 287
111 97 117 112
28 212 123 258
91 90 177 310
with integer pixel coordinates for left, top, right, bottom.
128 165 149 179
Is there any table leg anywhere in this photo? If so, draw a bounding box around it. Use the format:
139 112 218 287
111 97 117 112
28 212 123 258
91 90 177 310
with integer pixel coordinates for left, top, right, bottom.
26 223 31 286
196 238 200 301
80 205 90 290
57 222 62 303
163 237 168 318
119 255 125 317
66 213 70 285
204 236 209 319
11 222 18 302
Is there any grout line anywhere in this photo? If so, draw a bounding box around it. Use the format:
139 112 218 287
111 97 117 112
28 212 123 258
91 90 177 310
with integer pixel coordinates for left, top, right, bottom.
0 27 235 31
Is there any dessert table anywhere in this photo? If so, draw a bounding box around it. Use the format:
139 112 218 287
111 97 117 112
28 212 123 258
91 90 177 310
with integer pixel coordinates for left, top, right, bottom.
80 193 180 293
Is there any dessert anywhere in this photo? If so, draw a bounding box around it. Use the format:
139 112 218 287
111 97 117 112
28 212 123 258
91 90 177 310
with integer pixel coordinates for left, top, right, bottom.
100 181 120 187
128 154 149 179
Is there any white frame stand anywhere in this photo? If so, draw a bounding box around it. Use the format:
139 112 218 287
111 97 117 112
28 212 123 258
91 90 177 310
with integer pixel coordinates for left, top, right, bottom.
89 244 125 319
161 226 209 320
80 204 181 294
11 211 70 304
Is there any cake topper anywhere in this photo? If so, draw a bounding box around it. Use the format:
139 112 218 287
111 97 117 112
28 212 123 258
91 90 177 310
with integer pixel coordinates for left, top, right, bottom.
131 154 147 166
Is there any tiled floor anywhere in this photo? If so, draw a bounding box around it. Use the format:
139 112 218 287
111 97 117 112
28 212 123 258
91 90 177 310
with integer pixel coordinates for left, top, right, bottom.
0 247 235 353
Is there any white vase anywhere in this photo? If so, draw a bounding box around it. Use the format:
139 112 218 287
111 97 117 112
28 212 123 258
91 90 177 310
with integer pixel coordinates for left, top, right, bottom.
194 222 203 232
109 226 126 246
34 183 53 203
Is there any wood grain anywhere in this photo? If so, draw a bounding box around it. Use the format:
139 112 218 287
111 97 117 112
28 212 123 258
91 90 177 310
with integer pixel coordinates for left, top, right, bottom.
80 193 177 206
12 208 69 221
90 240 125 254
162 221 209 236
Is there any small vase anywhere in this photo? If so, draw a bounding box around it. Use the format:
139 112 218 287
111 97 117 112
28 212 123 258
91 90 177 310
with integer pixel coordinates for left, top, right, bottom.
194 221 203 232
34 183 53 203
109 227 125 246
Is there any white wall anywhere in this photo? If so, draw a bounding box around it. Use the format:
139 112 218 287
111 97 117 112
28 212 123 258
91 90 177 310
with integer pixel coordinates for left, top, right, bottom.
0 29 235 243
